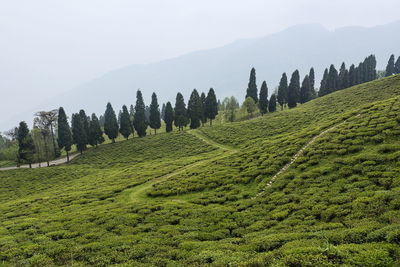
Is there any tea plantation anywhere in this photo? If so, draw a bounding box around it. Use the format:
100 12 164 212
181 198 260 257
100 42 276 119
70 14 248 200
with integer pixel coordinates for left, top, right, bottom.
0 75 400 266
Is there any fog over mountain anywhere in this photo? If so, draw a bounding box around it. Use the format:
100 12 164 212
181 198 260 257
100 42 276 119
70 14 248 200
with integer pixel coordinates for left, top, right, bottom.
2 21 400 131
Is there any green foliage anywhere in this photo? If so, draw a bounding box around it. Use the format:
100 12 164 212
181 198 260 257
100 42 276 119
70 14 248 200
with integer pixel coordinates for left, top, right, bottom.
287 70 300 108
205 88 218 125
119 105 132 139
89 113 104 147
187 89 202 129
277 72 288 109
258 81 269 115
16 121 35 166
149 92 161 134
104 103 119 142
164 102 174 133
242 97 257 117
71 113 87 153
57 107 72 155
269 94 277 112
246 67 258 102
224 96 238 122
174 92 188 131
386 54 395 77
133 90 148 137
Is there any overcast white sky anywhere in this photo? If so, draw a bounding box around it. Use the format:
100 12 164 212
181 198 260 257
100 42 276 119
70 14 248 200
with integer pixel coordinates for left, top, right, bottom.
1 0 400 128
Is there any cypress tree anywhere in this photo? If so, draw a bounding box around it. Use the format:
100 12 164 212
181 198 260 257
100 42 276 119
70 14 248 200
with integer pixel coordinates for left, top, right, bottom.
258 81 269 115
149 92 161 135
385 54 395 77
104 102 119 143
188 89 202 129
309 67 315 91
395 56 400 74
319 68 329 97
327 64 338 93
79 110 89 148
174 93 188 131
57 107 73 162
133 90 148 137
200 92 207 126
366 55 377 81
287 70 300 108
299 75 312 104
268 94 277 113
277 73 288 110
338 62 349 90
17 121 36 168
119 105 132 139
164 102 174 132
246 68 258 102
205 88 218 126
71 113 86 154
161 103 166 120
348 64 356 87
88 113 104 147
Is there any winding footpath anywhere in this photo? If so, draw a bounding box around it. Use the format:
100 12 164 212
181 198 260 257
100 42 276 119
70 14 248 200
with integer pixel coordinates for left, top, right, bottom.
0 153 79 171
252 114 361 199
127 130 237 202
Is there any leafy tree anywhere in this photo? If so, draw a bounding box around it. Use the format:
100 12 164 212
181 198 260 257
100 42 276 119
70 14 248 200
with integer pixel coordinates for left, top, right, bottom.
79 110 90 147
57 107 73 162
258 81 269 115
35 110 59 157
188 89 202 129
71 113 87 154
318 68 329 97
174 92 188 131
224 96 238 122
385 54 395 77
133 90 148 137
200 92 207 126
88 113 104 147
104 102 119 142
17 121 35 168
287 70 300 108
277 73 288 110
164 102 174 132
149 92 161 135
268 94 277 113
299 75 312 104
243 97 257 118
309 67 315 90
246 67 258 102
119 105 132 139
394 56 400 74
205 88 218 125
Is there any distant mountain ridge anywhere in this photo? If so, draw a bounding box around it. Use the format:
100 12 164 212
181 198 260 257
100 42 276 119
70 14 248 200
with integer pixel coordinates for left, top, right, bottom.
2 21 400 131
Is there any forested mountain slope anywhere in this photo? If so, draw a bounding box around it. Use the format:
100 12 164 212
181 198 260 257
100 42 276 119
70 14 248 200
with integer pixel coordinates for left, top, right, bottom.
0 76 399 266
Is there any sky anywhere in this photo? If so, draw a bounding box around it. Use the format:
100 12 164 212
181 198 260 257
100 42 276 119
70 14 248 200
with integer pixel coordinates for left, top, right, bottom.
1 0 400 131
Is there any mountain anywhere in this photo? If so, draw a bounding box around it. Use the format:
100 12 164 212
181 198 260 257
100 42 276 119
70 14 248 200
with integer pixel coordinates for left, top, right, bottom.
2 21 400 131
1 75 400 265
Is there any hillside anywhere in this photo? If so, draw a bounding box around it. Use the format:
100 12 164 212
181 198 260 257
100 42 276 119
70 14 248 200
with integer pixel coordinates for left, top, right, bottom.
4 21 400 131
0 76 399 266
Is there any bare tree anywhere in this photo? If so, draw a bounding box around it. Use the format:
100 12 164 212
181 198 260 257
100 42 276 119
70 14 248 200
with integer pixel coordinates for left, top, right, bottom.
34 110 59 158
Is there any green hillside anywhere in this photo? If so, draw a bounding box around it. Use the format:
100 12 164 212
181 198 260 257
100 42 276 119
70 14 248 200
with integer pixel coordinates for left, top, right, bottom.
0 76 400 266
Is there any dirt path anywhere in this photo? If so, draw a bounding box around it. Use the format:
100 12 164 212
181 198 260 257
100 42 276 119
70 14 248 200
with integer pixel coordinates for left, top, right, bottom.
0 153 79 171
252 114 360 199
126 130 237 202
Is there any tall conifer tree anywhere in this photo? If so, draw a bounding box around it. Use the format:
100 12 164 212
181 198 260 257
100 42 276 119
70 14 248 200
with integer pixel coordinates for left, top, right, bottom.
258 81 269 115
149 92 161 135
327 64 338 93
119 105 132 139
385 54 395 77
277 73 288 110
299 75 312 104
268 94 277 113
133 90 148 137
104 102 119 143
287 70 300 108
205 88 218 126
164 102 174 132
395 56 400 74
246 68 258 102
188 89 202 129
71 113 87 154
79 110 89 148
88 113 104 147
309 67 315 90
57 107 73 162
200 92 207 126
174 92 188 131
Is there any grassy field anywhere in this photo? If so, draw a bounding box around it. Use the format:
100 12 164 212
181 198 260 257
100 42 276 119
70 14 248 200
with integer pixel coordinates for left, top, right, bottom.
0 75 399 266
